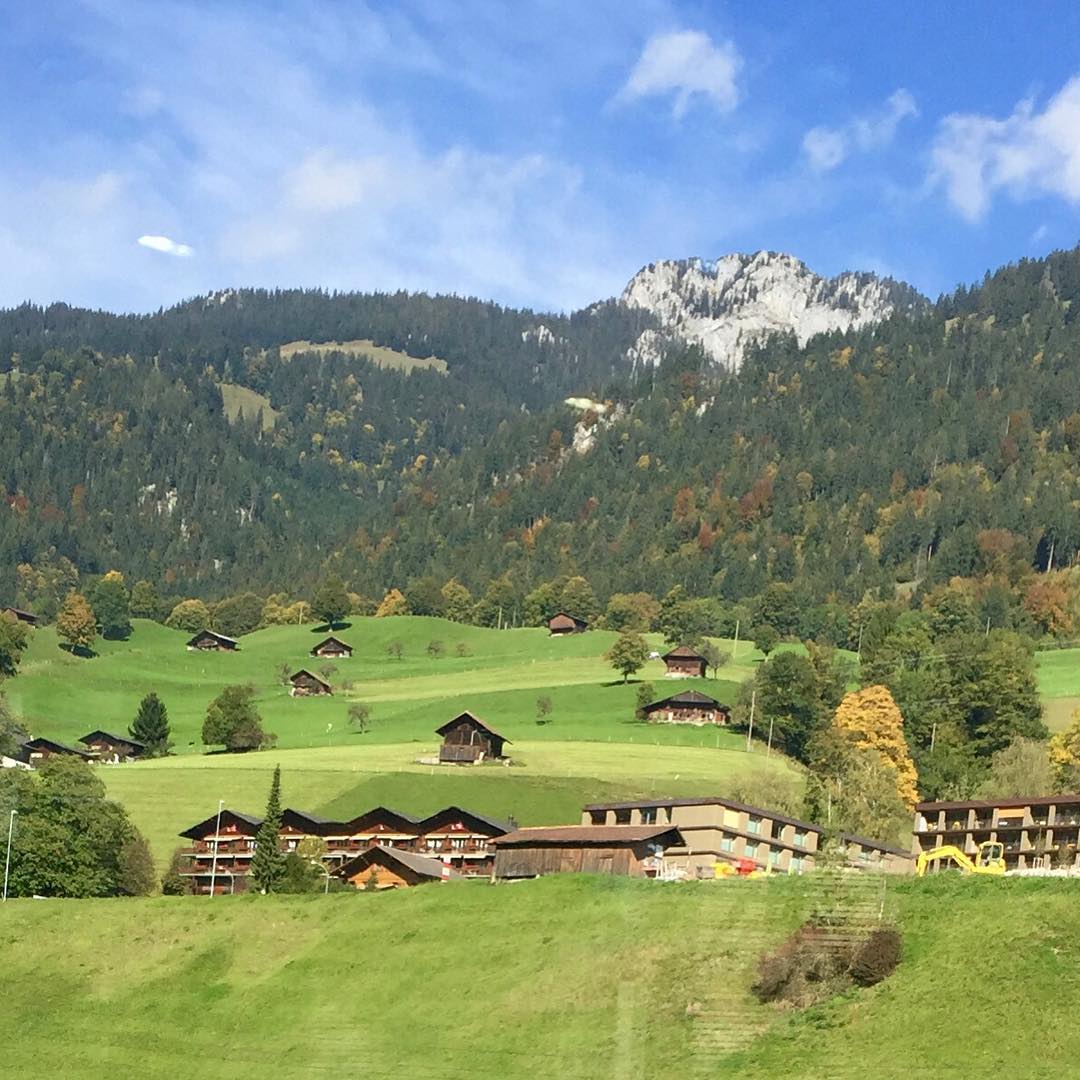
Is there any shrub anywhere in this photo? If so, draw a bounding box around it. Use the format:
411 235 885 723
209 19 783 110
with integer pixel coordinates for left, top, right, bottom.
850 927 903 987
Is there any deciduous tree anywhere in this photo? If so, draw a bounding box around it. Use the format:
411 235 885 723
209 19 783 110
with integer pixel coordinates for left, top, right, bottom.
0 612 30 679
55 589 97 655
605 631 650 683
202 685 271 752
313 576 351 627
375 588 409 618
92 570 131 640
165 598 211 633
833 685 919 809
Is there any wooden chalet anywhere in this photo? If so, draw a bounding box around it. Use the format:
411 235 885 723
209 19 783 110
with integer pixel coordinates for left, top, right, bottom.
414 806 511 875
186 628 239 652
436 711 510 764
492 824 684 880
288 669 333 697
21 737 94 765
310 635 353 659
178 809 264 894
548 612 588 635
78 730 146 763
2 606 38 626
321 807 422 864
642 690 730 727
662 644 707 678
336 846 461 889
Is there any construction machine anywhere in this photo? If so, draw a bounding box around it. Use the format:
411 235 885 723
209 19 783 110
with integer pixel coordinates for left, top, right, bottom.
915 840 1006 877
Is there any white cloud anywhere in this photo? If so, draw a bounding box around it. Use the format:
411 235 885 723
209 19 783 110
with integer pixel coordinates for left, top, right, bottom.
803 89 917 172
137 234 194 257
619 30 741 118
931 76 1080 222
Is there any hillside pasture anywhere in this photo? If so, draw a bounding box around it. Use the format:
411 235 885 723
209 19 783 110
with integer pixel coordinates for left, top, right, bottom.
279 338 448 373
219 382 279 430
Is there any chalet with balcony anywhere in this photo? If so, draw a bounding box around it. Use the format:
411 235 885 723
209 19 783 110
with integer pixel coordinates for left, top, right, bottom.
661 645 707 678
548 612 588 635
436 711 510 763
913 794 1080 871
78 730 146 763
310 635 353 659
415 806 511 876
2 606 37 626
583 797 912 876
178 809 263 894
288 669 333 697
492 824 685 879
641 690 730 727
336 846 461 889
21 737 94 766
186 629 239 652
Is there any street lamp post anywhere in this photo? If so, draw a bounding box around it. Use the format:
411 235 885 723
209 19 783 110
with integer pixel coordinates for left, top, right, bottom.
208 799 224 898
3 809 18 902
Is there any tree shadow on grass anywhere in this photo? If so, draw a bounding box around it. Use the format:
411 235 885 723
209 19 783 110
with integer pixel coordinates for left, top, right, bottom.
311 621 353 633
59 642 97 659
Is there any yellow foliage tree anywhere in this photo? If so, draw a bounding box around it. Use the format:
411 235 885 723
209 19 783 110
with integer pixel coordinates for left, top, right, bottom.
375 588 410 618
833 685 919 810
55 589 97 654
1049 709 1080 786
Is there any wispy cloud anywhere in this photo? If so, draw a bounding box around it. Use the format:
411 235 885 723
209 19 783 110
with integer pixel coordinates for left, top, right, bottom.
931 75 1080 222
617 30 742 118
137 234 194 257
803 89 917 172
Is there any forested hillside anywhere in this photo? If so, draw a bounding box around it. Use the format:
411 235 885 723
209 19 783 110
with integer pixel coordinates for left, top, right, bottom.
2 250 1080 632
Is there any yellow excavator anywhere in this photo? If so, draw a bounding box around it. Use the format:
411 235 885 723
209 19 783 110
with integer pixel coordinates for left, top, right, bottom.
915 840 1006 877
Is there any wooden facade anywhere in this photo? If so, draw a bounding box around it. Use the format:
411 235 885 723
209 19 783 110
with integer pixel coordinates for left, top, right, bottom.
178 809 264 895
661 645 707 678
436 712 510 763
548 612 588 635
493 825 684 879
336 846 460 889
2 606 37 626
289 669 333 696
310 636 353 658
21 737 94 765
78 730 146 763
186 629 239 652
642 690 730 727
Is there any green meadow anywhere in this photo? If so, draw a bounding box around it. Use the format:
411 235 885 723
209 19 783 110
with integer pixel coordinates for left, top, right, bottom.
2 873 1076 1079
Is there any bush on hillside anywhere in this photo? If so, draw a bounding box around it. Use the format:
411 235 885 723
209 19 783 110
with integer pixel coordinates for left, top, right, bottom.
850 927 903 987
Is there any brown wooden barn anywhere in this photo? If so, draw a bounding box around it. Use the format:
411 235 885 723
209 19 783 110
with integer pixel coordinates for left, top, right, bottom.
2 606 37 626
336 845 461 889
436 712 510 763
310 635 353 659
641 690 730 726
492 824 684 880
662 644 708 678
289 669 333 696
21 737 95 766
548 612 588 635
186 629 239 652
78 730 146 763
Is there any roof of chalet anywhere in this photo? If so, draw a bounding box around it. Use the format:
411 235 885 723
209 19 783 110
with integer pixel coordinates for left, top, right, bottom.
662 645 707 661
79 730 146 749
492 824 683 847
341 806 423 832
289 668 332 689
310 635 352 653
417 805 512 835
336 845 462 881
186 628 239 646
2 606 37 623
548 611 587 625
643 690 724 710
22 737 94 760
280 808 337 830
434 710 511 744
179 808 264 839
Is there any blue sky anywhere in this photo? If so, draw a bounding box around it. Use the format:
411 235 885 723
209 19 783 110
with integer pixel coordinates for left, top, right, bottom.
3 1 1080 313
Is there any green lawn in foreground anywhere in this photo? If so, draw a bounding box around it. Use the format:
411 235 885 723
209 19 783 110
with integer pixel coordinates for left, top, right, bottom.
6 616 761 752
102 739 796 868
2 873 1076 1079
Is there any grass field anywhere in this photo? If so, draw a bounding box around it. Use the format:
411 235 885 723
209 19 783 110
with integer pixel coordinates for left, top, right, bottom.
279 338 448 373
1035 648 1080 731
2 873 1077 1079
102 740 794 868
219 381 279 430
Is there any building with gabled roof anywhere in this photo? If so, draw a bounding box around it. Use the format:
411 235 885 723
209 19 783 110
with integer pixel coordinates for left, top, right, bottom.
548 612 588 635
288 669 333 696
641 690 730 727
186 628 239 652
2 606 37 626
492 824 685 879
435 711 510 763
661 644 707 678
78 730 146 763
178 808 264 895
310 635 353 658
21 737 94 765
336 846 461 889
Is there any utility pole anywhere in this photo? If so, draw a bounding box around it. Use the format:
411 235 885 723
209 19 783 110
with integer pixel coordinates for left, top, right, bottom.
732 619 739 660
856 624 864 661
930 722 937 754
3 809 17 902
745 688 756 753
209 799 224 898
767 717 774 758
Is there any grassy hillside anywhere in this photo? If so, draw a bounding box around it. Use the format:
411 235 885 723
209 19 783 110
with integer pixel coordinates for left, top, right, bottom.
1035 648 1080 731
102 740 794 868
6 617 763 753
279 338 448 373
2 874 1076 1079
219 381 279 430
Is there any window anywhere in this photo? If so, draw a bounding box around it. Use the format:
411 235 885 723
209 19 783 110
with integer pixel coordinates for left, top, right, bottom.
770 851 782 866
641 808 657 825
791 857 804 873
745 842 758 859
793 830 807 847
720 837 734 853
589 810 605 825
614 809 631 825
747 816 762 834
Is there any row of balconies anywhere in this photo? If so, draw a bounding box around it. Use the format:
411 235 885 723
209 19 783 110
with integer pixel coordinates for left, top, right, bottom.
918 811 1080 834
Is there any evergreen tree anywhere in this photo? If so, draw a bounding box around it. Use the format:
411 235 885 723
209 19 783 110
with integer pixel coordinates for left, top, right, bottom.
55 590 97 655
130 692 172 757
250 765 285 894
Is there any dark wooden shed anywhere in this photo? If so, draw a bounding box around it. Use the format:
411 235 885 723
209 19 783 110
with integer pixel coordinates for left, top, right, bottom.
310 635 353 659
435 711 510 763
289 669 333 696
662 644 708 678
2 606 37 626
78 730 146 763
492 824 684 879
186 629 239 652
548 612 588 635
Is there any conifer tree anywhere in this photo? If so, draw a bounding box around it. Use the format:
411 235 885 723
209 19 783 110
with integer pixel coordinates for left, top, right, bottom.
130 692 172 757
833 685 919 809
250 765 285 894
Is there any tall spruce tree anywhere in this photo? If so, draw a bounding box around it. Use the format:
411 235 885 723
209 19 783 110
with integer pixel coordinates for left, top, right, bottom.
129 692 172 757
250 765 285 894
